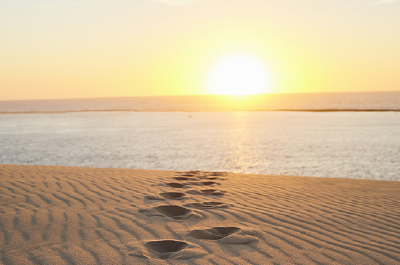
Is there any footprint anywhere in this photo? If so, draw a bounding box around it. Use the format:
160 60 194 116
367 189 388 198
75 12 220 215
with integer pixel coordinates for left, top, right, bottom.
173 177 190 181
154 206 198 220
186 189 226 196
189 227 258 244
139 205 202 220
184 202 229 209
200 181 219 186
201 189 226 196
159 192 185 200
144 192 185 201
180 174 196 177
128 240 207 260
165 182 186 188
145 240 187 259
144 195 165 201
190 227 240 240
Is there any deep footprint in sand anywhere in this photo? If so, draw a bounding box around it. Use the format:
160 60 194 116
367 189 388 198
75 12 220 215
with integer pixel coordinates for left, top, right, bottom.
188 181 220 186
190 227 240 240
155 205 198 220
144 195 165 201
128 240 207 260
186 189 226 196
189 227 258 244
145 192 186 201
173 176 191 181
165 182 186 188
184 202 229 209
199 181 220 186
160 192 186 200
139 205 202 220
145 240 187 259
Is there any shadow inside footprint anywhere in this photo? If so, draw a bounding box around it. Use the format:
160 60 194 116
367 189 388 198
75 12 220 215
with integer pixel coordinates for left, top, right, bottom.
140 205 202 220
128 239 207 260
165 183 186 188
186 189 226 196
144 240 188 259
144 192 185 201
200 181 219 186
200 189 225 196
190 227 240 240
144 195 165 201
184 202 228 209
190 227 258 244
154 205 195 220
173 177 190 181
159 192 185 200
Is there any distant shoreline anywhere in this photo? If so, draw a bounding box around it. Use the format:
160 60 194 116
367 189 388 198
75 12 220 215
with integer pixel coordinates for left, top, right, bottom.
2 92 400 114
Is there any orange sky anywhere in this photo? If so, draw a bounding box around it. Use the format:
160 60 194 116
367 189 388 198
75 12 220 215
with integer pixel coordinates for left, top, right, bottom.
1 0 399 100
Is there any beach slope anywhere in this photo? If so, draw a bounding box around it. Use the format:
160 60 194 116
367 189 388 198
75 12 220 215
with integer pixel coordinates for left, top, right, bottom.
0 164 400 264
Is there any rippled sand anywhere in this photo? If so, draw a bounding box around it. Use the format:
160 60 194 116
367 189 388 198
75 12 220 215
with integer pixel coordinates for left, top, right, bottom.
1 164 400 264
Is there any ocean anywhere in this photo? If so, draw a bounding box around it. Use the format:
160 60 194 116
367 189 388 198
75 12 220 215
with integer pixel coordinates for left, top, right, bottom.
1 92 400 181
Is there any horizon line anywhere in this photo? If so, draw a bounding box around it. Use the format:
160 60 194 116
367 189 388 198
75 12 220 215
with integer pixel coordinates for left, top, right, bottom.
2 109 400 115
2 90 400 102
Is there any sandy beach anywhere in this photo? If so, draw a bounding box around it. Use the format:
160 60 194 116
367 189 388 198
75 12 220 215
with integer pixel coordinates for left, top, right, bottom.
0 164 400 264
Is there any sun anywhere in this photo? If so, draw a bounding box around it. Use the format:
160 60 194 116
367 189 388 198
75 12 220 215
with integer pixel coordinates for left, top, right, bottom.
207 53 272 95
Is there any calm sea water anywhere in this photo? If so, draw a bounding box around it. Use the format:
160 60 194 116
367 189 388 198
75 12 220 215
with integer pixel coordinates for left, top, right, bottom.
1 111 399 181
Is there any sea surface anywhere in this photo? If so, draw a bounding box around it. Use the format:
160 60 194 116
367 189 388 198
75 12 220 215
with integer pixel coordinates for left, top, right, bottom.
1 96 400 180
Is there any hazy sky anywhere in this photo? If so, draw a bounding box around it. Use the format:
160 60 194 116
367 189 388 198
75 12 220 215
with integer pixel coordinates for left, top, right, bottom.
1 0 399 100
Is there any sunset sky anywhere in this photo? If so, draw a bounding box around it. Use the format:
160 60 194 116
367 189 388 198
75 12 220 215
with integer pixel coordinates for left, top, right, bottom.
1 0 399 100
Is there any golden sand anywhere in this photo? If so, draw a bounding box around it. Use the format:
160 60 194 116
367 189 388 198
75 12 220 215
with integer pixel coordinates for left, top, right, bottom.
0 164 400 264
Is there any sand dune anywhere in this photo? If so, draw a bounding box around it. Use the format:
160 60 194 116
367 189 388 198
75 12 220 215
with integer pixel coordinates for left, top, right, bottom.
1 164 400 264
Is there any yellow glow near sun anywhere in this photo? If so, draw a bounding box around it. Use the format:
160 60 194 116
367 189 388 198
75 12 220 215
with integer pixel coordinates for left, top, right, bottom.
207 53 272 95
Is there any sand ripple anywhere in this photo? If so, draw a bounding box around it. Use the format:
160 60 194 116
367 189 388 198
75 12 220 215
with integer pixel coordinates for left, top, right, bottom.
1 164 400 264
